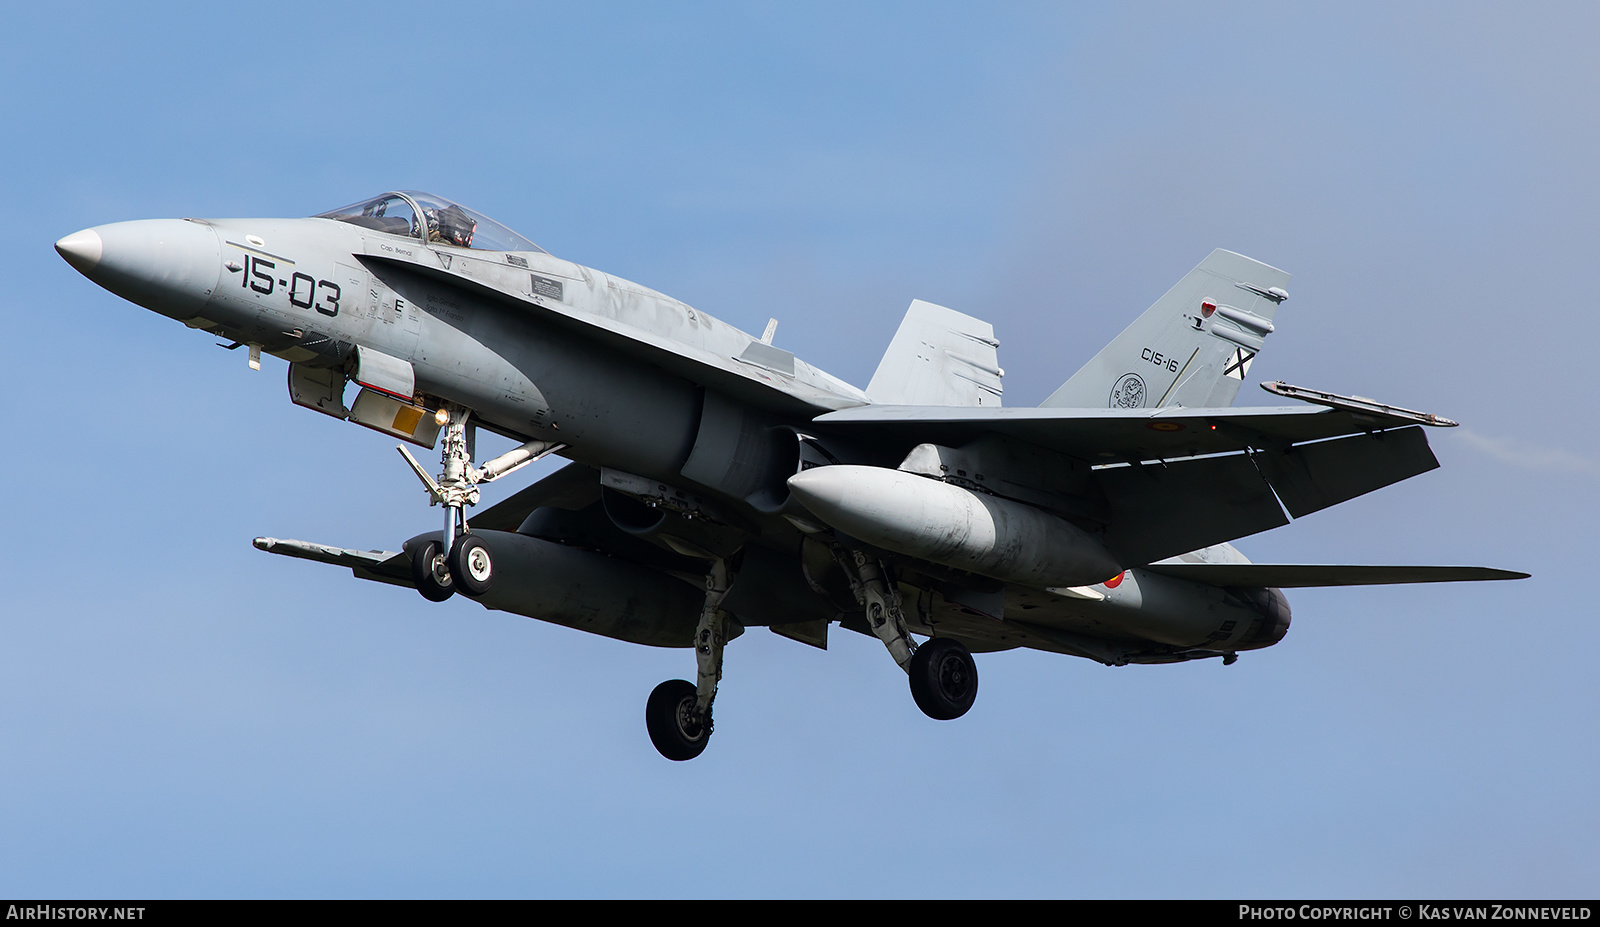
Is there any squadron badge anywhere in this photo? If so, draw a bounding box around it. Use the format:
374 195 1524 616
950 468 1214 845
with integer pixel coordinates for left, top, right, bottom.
1110 373 1146 408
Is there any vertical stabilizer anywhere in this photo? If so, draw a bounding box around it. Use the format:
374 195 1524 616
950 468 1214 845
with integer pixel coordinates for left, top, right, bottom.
1040 250 1289 410
867 300 1003 406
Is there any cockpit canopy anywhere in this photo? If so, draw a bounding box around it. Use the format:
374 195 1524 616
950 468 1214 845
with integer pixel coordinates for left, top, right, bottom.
315 191 546 254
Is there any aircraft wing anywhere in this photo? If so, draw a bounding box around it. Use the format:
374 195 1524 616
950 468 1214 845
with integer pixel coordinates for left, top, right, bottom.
1143 563 1530 586
469 460 601 532
252 537 412 587
811 402 1451 565
809 402 1432 461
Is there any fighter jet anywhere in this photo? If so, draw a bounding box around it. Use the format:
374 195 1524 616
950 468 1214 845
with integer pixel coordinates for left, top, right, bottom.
55 191 1526 760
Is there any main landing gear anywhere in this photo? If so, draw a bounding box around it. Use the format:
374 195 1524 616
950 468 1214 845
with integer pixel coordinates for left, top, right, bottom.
639 549 982 760
908 637 978 720
836 548 979 723
398 406 564 603
646 558 731 761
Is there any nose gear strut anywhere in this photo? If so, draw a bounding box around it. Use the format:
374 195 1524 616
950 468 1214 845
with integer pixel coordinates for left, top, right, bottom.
397 406 565 600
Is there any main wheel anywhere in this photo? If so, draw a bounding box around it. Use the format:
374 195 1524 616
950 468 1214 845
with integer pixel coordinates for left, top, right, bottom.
645 679 711 761
909 638 978 720
410 539 455 602
448 534 494 597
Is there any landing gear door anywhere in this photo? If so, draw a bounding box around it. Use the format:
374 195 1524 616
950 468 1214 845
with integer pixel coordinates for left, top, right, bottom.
288 363 349 419
353 344 416 400
348 389 441 448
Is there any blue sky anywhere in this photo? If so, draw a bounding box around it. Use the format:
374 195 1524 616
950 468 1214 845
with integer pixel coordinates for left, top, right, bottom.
1 2 1594 898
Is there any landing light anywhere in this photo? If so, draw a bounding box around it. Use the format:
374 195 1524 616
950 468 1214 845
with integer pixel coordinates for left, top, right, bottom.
435 409 450 426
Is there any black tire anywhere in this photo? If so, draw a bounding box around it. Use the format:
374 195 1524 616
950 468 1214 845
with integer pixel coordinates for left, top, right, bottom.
448 533 494 597
909 638 978 720
645 679 711 761
410 539 455 602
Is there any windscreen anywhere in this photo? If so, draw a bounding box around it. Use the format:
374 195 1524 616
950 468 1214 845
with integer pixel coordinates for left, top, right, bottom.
317 192 546 254
315 194 420 239
404 191 546 254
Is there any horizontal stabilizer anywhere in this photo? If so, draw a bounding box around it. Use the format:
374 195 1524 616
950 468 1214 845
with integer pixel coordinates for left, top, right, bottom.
1144 563 1530 587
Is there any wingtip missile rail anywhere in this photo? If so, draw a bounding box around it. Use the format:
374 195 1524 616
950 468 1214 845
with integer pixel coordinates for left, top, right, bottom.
1261 380 1459 427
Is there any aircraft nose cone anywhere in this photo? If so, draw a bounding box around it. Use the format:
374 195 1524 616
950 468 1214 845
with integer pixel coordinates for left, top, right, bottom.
55 228 103 273
57 218 221 320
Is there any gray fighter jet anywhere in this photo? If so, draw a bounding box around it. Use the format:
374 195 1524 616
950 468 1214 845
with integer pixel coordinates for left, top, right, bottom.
55 191 1526 760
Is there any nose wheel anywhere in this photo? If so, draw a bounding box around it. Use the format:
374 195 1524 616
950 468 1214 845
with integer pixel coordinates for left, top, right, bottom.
411 533 494 600
410 540 455 602
396 408 563 604
448 534 494 596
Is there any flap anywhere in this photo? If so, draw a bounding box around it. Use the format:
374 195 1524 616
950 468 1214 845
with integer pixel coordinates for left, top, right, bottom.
1097 453 1289 564
1254 427 1439 518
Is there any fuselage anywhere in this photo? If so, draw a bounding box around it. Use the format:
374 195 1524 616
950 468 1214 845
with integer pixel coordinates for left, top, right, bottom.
56 193 1291 664
56 211 856 481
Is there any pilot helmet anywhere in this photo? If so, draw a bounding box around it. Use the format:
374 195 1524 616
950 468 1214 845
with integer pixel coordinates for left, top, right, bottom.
433 203 477 248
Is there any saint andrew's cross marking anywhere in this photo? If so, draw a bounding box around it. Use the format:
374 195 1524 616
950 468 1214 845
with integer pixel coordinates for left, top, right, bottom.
1224 347 1256 380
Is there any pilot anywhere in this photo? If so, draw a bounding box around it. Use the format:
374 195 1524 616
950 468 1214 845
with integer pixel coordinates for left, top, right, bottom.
429 204 477 248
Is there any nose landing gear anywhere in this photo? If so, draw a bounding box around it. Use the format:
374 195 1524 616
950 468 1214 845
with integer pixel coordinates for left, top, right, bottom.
448 534 494 596
410 539 456 601
397 407 564 602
